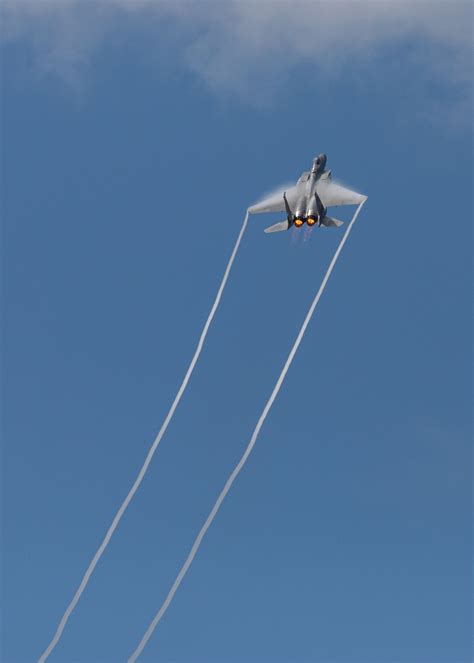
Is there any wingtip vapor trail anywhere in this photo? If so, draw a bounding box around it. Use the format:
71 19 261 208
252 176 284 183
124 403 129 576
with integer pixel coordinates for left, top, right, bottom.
37 212 250 663
127 199 367 662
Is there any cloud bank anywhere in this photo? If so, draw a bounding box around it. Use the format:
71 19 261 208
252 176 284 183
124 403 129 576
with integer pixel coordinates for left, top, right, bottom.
2 1 472 112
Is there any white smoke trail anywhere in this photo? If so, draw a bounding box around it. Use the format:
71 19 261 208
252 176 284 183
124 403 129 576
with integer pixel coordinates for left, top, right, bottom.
127 199 367 662
38 212 250 663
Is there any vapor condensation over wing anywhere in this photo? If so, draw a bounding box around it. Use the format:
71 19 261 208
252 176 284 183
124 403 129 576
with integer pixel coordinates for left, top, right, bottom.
38 212 250 663
253 182 293 204
127 200 367 662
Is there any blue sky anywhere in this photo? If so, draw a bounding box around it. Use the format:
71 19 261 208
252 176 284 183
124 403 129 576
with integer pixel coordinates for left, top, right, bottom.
2 2 472 662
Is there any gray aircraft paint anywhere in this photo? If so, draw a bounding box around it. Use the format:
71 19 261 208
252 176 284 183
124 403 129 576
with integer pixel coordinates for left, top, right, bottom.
248 154 366 232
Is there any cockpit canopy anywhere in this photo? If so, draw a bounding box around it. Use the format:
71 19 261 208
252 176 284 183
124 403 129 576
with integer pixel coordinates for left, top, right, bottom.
312 153 327 173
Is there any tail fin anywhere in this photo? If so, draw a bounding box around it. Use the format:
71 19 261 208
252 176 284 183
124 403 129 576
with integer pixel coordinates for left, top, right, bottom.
264 219 290 234
321 216 344 228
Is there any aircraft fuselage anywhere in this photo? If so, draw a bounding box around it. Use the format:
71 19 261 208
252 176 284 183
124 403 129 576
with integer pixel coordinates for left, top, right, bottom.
293 154 327 225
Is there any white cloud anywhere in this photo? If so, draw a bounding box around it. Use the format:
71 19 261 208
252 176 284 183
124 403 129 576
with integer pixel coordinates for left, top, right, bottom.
2 0 472 112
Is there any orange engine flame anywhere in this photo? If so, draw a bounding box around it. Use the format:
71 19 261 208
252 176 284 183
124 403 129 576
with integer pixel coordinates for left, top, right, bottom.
294 218 304 228
306 217 316 226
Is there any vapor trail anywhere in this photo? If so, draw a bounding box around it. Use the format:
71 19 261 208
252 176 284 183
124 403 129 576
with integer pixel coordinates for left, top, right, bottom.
127 199 367 662
38 212 250 663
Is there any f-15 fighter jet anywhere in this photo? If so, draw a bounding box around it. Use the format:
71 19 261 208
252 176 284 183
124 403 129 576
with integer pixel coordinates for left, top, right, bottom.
248 154 367 233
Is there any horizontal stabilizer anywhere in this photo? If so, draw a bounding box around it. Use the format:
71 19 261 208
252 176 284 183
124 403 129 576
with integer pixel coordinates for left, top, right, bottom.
321 216 344 228
264 219 289 234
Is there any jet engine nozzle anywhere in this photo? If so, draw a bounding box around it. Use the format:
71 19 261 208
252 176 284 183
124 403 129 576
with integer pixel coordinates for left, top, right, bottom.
294 218 305 228
306 217 316 226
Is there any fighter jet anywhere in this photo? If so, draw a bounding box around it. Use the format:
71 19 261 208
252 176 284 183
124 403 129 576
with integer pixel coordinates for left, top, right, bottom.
248 154 367 233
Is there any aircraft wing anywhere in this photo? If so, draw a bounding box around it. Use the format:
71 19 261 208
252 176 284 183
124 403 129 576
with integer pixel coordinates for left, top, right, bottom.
316 178 366 207
248 185 298 214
